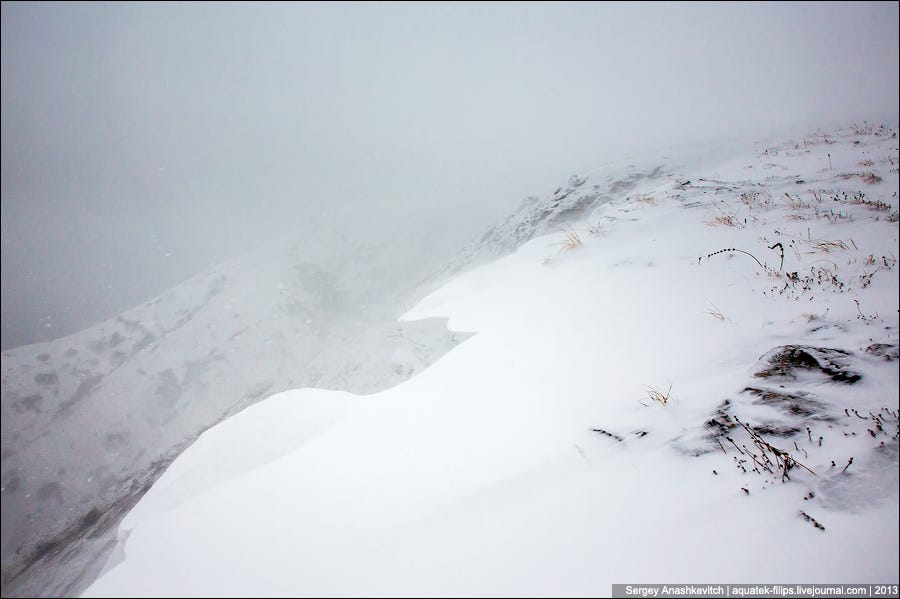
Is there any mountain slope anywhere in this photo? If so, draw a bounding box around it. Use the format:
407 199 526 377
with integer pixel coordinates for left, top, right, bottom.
1 230 465 597
83 125 900 596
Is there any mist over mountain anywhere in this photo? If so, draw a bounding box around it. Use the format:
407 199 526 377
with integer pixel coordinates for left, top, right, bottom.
3 2 897 350
1 224 466 597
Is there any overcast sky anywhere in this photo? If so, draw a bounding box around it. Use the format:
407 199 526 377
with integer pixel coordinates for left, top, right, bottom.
2 1 898 350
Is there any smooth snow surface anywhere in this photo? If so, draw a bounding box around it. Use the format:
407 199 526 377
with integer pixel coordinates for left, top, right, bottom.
85 127 899 597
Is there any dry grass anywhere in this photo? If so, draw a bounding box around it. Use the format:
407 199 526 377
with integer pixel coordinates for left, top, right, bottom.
783 192 811 209
806 263 843 290
705 214 739 227
810 205 853 223
800 135 833 147
644 384 673 406
559 229 583 250
810 239 848 253
860 270 876 288
837 171 883 184
736 420 816 482
739 191 760 206
706 303 729 321
860 171 883 184
850 122 894 136
631 193 656 205
739 190 773 210
839 191 893 213
705 201 744 228
584 220 605 236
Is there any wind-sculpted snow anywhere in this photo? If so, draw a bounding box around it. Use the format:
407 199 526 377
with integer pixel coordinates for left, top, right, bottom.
82 125 899 596
0 232 466 597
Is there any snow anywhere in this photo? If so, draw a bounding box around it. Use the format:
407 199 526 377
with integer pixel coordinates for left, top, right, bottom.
84 126 899 596
1 228 463 597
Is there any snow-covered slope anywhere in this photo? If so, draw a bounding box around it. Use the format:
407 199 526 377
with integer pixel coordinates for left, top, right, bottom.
0 230 467 597
445 165 666 272
439 139 768 278
81 124 900 596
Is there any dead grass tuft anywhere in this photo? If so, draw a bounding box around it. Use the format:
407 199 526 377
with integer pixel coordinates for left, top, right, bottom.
705 214 739 227
559 229 583 250
810 239 848 253
860 171 882 184
631 193 656 205
644 384 673 406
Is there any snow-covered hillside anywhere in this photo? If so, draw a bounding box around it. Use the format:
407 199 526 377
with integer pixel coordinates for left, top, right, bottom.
82 125 900 596
0 229 466 597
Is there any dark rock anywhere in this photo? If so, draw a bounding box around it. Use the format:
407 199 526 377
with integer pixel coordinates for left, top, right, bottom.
743 386 831 419
754 345 861 384
865 343 899 361
33 372 59 386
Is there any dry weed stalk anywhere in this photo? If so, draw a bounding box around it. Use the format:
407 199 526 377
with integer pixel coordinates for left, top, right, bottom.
706 303 728 321
703 247 767 270
734 418 816 482
584 220 605 236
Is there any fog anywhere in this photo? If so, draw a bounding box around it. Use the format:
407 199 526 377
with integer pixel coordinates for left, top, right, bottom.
2 1 898 350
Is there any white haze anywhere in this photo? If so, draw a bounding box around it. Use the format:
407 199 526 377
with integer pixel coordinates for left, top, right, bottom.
2 1 898 349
